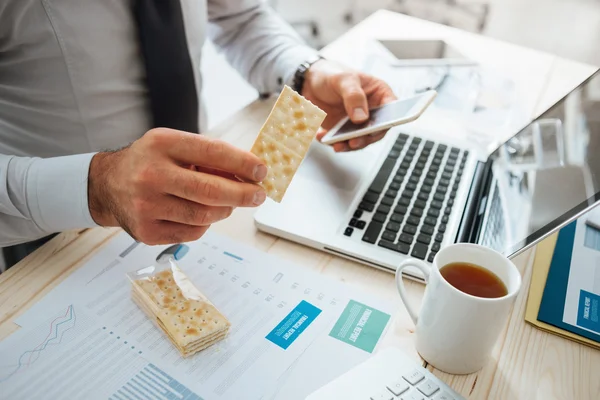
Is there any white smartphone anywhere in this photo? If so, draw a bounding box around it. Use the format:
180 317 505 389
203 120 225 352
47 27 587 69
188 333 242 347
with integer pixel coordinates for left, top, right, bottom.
320 90 437 145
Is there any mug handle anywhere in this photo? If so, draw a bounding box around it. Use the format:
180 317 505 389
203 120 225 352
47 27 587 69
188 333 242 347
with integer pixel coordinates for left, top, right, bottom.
395 259 431 325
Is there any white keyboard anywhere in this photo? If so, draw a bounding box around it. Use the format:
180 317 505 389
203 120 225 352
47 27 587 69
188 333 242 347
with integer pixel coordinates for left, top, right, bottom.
305 347 465 400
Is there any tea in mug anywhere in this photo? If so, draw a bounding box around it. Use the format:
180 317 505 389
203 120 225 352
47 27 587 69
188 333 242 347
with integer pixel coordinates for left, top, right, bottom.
439 262 508 298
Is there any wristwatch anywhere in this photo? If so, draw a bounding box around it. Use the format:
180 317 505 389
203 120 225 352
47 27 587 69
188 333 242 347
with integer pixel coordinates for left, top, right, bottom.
291 55 324 94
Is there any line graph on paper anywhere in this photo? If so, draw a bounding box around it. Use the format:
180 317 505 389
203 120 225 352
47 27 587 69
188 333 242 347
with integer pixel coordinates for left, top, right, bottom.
0 303 207 399
0 304 78 383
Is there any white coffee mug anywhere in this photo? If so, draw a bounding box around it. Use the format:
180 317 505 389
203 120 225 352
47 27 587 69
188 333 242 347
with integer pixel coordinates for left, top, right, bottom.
395 243 522 374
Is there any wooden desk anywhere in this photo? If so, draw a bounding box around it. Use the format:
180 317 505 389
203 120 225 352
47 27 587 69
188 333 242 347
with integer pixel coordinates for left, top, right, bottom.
1 10 599 400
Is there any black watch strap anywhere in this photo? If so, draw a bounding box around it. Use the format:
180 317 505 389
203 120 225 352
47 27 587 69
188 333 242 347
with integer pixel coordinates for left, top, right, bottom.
291 55 324 94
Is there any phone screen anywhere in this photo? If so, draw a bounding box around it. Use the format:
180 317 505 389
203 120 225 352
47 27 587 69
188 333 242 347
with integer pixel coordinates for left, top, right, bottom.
331 96 422 137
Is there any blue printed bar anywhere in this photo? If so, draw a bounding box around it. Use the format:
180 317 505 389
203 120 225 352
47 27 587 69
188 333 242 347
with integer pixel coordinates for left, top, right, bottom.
266 300 321 350
223 251 243 261
111 363 203 400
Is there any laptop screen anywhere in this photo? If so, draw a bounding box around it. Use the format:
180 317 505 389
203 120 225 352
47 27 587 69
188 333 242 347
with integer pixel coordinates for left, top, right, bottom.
483 69 600 257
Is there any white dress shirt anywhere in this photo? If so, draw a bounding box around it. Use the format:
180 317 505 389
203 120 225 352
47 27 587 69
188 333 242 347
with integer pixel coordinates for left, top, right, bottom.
0 0 317 246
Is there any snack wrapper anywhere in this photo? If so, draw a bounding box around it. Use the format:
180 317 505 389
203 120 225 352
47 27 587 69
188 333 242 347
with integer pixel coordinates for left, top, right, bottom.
127 259 230 358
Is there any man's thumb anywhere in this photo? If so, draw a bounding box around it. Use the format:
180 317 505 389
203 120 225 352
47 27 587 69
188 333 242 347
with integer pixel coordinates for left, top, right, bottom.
338 75 369 123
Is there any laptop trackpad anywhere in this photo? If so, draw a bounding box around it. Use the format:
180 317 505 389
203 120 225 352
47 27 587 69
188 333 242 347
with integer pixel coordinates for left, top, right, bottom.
298 143 376 192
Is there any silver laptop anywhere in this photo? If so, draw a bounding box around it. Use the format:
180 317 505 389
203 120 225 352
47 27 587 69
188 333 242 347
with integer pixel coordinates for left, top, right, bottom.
254 69 600 281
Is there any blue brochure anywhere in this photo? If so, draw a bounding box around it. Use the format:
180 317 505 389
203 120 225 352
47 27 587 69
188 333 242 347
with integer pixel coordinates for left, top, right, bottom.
538 212 600 343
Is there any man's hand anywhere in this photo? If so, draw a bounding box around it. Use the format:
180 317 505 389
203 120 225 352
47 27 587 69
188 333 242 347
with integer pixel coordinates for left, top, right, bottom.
302 59 396 152
88 128 267 245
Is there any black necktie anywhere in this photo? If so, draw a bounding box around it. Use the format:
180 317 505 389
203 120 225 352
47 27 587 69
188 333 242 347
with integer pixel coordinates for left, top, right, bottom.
132 0 199 133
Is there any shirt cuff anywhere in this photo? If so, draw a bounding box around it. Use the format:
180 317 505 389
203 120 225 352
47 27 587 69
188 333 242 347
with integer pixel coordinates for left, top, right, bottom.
27 153 99 233
275 46 321 92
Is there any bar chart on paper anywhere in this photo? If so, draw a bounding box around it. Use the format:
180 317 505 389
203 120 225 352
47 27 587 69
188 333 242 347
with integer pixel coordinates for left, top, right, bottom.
0 305 203 400
110 364 203 400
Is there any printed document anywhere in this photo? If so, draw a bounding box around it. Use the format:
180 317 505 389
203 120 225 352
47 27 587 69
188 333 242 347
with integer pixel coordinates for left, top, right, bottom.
4 232 394 399
538 207 600 343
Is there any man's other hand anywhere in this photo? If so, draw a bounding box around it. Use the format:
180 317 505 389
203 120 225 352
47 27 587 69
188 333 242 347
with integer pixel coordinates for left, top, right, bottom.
302 59 397 152
87 128 267 244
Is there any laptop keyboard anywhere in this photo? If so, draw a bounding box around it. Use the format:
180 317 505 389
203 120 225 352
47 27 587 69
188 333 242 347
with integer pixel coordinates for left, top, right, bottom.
344 134 468 262
479 182 505 253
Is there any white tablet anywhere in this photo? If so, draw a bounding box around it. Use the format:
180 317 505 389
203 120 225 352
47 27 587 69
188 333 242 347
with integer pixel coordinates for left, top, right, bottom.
377 39 477 67
320 90 436 145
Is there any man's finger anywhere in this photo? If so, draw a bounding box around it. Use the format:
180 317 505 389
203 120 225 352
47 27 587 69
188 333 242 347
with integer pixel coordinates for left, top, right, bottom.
380 92 397 104
348 136 366 149
340 131 386 152
194 165 237 181
338 74 369 123
157 195 233 226
165 166 266 207
365 131 386 145
333 142 350 152
156 129 267 182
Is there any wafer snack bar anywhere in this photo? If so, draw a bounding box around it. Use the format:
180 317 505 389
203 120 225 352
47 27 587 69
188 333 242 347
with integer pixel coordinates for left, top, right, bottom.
128 260 230 358
250 85 326 202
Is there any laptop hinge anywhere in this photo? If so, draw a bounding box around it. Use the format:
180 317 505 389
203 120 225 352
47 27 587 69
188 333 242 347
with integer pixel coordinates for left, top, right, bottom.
323 246 426 282
456 159 494 244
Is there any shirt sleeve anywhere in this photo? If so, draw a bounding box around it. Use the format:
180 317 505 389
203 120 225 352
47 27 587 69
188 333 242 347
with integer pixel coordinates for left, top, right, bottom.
0 153 99 247
206 0 319 94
